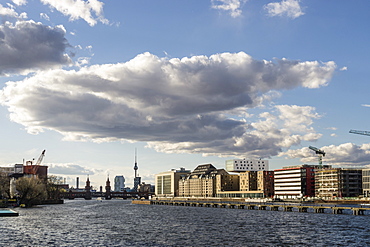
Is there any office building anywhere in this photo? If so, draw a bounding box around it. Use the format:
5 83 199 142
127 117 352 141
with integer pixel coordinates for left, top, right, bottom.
114 175 125 192
155 168 191 197
225 159 269 172
274 165 316 199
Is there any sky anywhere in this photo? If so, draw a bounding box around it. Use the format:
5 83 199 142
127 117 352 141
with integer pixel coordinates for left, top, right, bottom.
0 0 370 189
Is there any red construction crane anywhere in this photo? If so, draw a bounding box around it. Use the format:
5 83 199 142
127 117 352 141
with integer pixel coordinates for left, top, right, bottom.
26 150 46 175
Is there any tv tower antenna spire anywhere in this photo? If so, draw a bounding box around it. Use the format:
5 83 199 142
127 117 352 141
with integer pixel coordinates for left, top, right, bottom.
134 148 138 178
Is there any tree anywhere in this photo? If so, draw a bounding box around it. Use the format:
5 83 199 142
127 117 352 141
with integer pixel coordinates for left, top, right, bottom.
0 172 10 199
45 175 64 200
16 176 47 207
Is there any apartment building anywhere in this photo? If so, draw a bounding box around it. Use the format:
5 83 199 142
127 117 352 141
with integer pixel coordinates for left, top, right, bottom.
239 170 274 197
257 171 274 198
216 174 240 192
178 164 228 197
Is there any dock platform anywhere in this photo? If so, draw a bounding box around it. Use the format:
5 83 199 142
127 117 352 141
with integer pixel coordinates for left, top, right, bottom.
0 208 19 217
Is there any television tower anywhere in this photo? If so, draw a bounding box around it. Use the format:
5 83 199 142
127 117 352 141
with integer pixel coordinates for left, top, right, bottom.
134 148 138 178
133 148 141 192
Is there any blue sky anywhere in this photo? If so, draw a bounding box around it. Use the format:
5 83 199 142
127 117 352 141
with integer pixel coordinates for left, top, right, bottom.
0 0 370 188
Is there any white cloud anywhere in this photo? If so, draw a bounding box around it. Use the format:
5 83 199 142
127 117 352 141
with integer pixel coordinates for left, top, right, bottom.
362 104 370 108
340 66 348 71
41 0 109 26
48 163 102 175
0 52 336 157
0 4 22 18
0 20 72 75
280 143 370 167
211 0 247 18
11 0 27 6
40 13 50 21
265 0 304 19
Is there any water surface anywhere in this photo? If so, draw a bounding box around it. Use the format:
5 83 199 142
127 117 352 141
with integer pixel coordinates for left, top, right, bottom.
1 199 369 246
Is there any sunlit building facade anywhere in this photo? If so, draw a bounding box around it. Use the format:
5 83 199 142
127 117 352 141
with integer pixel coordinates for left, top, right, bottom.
155 168 191 197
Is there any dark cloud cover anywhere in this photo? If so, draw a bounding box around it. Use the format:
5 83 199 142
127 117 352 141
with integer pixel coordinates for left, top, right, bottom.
0 52 335 157
0 20 71 75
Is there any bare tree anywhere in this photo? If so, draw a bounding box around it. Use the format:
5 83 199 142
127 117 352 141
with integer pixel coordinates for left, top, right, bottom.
45 175 63 200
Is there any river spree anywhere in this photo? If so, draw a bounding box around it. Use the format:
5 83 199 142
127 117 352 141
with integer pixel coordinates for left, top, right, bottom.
1 199 370 246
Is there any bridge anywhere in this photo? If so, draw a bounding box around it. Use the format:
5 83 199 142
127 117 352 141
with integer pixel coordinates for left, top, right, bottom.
60 190 154 200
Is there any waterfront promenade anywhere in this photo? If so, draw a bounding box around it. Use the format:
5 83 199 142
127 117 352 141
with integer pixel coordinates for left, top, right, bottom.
134 198 370 216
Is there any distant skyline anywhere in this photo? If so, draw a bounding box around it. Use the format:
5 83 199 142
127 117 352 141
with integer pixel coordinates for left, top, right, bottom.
1 0 370 188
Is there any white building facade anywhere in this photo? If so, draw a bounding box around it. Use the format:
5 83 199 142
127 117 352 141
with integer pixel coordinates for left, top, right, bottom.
274 165 316 199
225 159 269 173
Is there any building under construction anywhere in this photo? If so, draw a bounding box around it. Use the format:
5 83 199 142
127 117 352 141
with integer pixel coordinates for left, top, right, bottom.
315 168 363 198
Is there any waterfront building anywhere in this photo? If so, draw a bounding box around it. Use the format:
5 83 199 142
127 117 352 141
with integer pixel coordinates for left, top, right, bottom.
257 171 274 198
274 165 316 199
178 164 228 197
363 169 370 197
238 170 274 198
225 159 269 173
216 174 240 192
315 168 362 198
114 175 125 192
155 168 191 197
240 171 258 191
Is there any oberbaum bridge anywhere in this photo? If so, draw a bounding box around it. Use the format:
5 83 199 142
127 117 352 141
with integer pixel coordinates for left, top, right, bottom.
60 176 153 200
60 154 153 200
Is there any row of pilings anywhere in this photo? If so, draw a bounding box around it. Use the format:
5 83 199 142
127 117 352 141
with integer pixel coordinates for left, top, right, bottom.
144 199 370 216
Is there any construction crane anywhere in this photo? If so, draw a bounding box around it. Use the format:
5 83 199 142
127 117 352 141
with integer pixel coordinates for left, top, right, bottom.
309 146 325 167
26 150 46 175
349 129 370 136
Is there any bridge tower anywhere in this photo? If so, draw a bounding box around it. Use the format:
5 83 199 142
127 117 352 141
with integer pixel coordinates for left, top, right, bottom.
105 176 112 200
84 175 92 200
